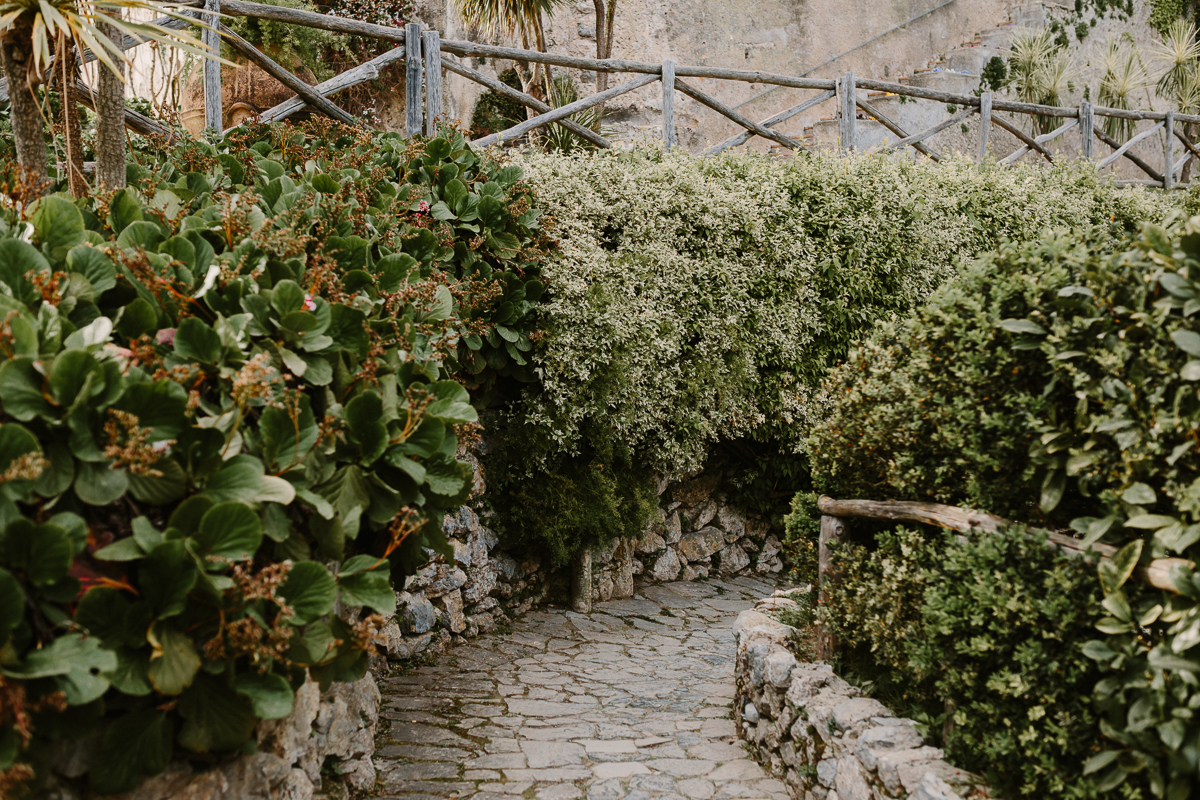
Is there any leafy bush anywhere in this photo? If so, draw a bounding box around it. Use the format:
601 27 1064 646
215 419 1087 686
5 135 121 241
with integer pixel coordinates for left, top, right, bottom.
810 215 1200 797
825 526 1105 799
484 149 1170 560
781 491 819 585
469 69 526 138
0 121 547 795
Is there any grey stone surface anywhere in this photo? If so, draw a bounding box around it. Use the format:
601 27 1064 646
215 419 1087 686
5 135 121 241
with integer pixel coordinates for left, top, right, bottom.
678 527 724 562
650 549 681 582
734 594 982 800
372 578 789 800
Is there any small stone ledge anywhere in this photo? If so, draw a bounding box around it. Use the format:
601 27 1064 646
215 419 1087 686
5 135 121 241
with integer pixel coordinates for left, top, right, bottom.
733 596 984 800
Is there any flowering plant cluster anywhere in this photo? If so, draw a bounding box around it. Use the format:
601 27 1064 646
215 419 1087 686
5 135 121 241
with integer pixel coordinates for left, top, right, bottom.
0 121 548 795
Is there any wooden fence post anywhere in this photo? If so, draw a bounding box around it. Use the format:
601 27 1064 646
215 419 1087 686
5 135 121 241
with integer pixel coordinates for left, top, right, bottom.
1080 101 1093 161
423 29 442 136
977 91 991 163
816 513 849 661
1166 109 1176 189
405 22 423 137
838 71 855 153
202 0 222 132
662 59 676 147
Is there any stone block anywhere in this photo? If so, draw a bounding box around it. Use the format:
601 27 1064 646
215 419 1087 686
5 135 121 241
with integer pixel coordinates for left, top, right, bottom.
717 542 750 574
672 473 721 505
437 590 467 633
855 722 924 771
397 591 436 635
650 548 681 582
834 757 872 800
832 698 894 733
765 650 798 689
612 539 635 598
680 564 708 581
678 527 725 562
911 772 965 800
638 529 666 554
685 499 719 530
493 551 519 581
716 507 747 540
876 747 945 795
462 564 497 604
816 758 837 787
663 510 682 544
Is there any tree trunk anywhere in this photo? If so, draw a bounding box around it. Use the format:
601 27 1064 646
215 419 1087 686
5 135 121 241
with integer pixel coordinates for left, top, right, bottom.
533 17 552 103
593 0 608 94
1184 121 1197 185
57 36 87 198
0 19 49 193
95 18 127 190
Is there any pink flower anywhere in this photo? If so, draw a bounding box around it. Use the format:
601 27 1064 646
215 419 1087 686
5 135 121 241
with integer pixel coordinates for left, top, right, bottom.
417 200 430 214
304 294 317 311
156 328 176 346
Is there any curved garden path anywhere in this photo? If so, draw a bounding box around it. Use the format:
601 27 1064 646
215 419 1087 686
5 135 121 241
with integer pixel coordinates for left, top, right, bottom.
372 576 791 800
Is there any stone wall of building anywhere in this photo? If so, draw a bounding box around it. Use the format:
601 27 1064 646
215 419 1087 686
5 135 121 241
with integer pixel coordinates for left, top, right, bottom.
733 599 984 800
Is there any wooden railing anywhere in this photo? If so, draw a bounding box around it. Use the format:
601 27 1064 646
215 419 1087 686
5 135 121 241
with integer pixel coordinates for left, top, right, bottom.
0 0 1181 185
813 496 1191 660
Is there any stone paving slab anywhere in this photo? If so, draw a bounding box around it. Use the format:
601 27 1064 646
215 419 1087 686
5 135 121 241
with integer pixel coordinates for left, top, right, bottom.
371 578 788 800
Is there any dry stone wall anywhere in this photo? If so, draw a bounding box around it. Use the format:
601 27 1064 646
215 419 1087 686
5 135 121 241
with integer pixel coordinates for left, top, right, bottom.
733 598 984 800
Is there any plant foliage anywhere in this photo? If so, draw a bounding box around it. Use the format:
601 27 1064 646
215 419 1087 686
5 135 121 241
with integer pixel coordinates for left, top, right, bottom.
0 120 547 795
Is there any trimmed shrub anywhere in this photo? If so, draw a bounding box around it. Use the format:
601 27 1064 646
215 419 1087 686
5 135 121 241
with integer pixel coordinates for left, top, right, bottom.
824 527 1105 799
809 215 1200 797
0 122 546 795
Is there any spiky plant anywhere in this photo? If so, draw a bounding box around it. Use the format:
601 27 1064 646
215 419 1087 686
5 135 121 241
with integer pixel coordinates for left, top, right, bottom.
454 0 568 102
1152 18 1200 98
0 0 218 193
1098 36 1151 142
1006 28 1077 134
534 74 613 153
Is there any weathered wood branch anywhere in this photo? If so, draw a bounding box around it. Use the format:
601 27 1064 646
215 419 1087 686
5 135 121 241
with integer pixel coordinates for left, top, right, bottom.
70 81 180 141
1095 128 1165 182
473 72 657 148
991 114 1053 163
888 106 972 151
674 77 806 152
706 89 835 155
1175 125 1200 159
442 58 611 148
219 23 355 125
855 95 940 161
999 117 1078 165
817 514 848 661
1097 121 1165 172
246 45 406 128
816 496 1188 594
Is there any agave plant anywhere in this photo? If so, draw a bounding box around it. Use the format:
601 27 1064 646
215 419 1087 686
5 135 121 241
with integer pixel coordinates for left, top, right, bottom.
1152 18 1200 99
1098 36 1151 142
0 0 219 194
1006 28 1078 135
534 74 613 153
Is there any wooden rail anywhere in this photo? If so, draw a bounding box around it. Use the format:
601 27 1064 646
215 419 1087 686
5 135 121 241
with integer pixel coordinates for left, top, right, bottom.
73 1 1200 186
813 495 1190 659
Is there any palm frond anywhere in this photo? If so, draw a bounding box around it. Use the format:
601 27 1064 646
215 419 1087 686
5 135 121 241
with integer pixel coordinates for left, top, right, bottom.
1098 36 1150 141
1153 18 1200 98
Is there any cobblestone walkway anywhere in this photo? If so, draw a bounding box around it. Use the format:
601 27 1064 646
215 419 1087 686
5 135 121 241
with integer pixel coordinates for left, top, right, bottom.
373 576 790 800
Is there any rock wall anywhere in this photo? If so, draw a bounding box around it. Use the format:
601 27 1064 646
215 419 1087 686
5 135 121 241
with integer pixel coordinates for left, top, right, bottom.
41 674 381 800
373 456 784 664
733 599 984 800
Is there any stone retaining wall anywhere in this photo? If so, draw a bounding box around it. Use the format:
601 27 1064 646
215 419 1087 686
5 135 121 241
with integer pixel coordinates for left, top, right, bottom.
373 455 784 666
733 596 983 800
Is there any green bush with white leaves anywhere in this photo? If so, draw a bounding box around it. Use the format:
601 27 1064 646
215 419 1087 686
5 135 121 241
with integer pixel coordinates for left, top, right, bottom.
0 121 548 796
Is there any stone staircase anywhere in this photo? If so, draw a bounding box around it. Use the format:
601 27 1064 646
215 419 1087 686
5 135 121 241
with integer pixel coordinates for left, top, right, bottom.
798 3 1047 152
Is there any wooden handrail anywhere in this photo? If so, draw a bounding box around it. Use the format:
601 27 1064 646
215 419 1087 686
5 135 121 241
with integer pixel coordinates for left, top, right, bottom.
816 496 1190 594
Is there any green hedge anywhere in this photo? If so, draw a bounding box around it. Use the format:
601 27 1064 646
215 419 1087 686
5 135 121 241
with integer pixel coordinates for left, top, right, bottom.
0 122 546 795
823 526 1105 799
809 216 1200 797
485 148 1171 559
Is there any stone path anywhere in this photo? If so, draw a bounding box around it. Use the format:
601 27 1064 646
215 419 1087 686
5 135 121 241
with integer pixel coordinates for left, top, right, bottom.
372 576 790 800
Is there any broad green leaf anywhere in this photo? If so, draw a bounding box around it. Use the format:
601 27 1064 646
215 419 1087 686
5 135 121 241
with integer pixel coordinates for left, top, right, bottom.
35 440 75 498
147 622 201 695
1039 469 1065 513
271 280 306 316
177 672 257 752
48 349 99 406
254 475 296 505
203 455 265 503
1172 329 1200 356
139 540 198 619
63 316 113 350
132 516 164 552
88 709 173 796
194 501 262 562
173 317 222 364
75 460 129 505
92 537 146 562
107 188 144 234
0 518 72 585
278 560 337 625
338 569 397 614
1126 514 1178 529
0 567 22 647
0 240 49 305
997 318 1048 335
0 357 53 421
1121 483 1157 506
30 194 85 254
67 245 117 294
234 671 294 719
75 586 137 648
1100 540 1143 595
2 633 116 684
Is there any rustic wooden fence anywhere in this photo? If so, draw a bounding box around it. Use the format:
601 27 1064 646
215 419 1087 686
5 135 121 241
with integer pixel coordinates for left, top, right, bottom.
36 0 1200 188
812 495 1188 660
